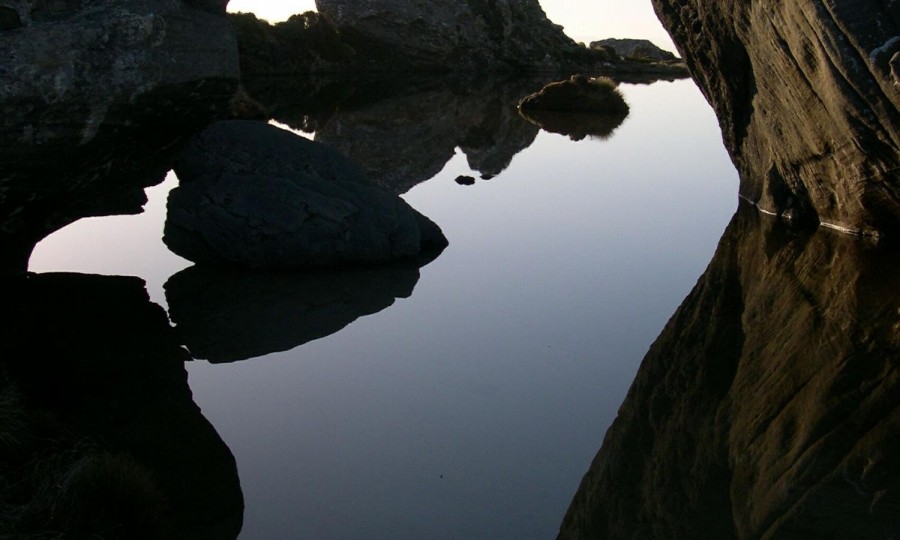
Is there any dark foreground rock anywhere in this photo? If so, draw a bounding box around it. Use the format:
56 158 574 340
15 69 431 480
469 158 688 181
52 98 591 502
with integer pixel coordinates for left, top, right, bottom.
166 120 448 269
0 0 240 273
558 203 900 539
591 38 678 62
0 273 243 539
652 0 900 236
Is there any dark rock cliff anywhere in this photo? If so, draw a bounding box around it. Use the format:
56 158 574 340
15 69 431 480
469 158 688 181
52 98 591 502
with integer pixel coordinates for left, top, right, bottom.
651 0 900 237
558 204 900 539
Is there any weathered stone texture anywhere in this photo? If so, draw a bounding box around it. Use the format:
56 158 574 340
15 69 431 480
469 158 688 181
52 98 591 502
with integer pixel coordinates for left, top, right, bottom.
652 0 900 236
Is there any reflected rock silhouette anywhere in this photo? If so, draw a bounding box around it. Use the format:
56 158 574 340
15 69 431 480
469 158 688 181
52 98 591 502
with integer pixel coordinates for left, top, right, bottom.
313 76 544 193
558 202 900 539
165 260 428 363
247 75 552 193
518 108 629 142
0 273 243 539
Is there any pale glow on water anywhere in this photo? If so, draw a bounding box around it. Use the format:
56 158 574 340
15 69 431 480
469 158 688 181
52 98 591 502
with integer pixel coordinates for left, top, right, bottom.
30 80 736 539
226 0 677 51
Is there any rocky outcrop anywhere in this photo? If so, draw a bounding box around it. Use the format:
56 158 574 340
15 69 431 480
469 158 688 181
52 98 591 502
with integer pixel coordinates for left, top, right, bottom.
0 0 240 273
165 120 447 269
591 38 677 62
230 0 616 73
558 204 900 539
651 0 900 237
313 0 601 71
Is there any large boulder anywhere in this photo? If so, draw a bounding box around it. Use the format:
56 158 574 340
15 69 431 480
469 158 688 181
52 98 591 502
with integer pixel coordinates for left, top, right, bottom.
651 0 900 237
165 120 448 269
313 0 598 71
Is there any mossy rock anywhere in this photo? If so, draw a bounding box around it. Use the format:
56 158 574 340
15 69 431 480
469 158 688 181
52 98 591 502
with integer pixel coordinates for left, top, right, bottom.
518 75 629 115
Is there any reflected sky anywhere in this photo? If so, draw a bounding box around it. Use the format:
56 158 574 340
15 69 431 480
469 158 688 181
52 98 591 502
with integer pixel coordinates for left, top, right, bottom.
29 79 738 539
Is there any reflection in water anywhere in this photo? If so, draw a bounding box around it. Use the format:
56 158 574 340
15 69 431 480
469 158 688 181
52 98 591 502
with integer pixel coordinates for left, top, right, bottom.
558 203 900 539
0 273 243 539
518 108 629 141
247 74 632 193
311 76 546 193
166 260 427 364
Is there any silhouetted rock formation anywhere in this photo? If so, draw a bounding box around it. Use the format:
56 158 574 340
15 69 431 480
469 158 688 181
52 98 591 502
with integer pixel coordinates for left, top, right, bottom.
558 203 900 539
0 0 240 274
228 11 355 75
166 261 427 363
0 272 243 539
312 0 601 71
166 120 447 269
591 39 677 62
651 0 900 236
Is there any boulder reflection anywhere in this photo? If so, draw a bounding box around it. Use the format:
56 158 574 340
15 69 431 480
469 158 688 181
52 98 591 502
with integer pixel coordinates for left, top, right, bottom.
559 203 900 539
165 260 427 363
0 273 243 539
518 108 629 141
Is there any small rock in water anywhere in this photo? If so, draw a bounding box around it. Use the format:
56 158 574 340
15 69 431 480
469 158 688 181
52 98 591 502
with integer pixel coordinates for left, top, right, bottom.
455 175 476 186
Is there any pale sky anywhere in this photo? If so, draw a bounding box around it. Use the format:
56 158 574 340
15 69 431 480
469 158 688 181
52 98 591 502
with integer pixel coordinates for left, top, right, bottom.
226 0 677 52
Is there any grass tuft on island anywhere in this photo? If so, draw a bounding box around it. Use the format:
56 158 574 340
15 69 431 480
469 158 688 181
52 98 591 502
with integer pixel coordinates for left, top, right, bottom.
517 75 629 115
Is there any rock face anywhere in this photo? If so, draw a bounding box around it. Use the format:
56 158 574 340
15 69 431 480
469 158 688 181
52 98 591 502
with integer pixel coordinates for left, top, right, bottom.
313 0 600 71
652 0 900 236
166 120 448 269
558 203 900 539
0 0 240 273
591 38 677 62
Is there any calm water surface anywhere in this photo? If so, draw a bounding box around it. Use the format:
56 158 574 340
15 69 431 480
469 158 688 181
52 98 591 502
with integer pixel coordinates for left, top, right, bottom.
30 78 738 539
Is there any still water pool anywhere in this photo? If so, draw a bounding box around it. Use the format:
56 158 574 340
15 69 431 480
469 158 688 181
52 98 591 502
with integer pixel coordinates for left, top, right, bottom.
31 78 738 539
